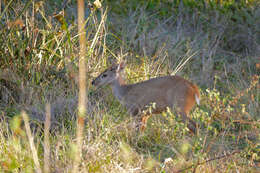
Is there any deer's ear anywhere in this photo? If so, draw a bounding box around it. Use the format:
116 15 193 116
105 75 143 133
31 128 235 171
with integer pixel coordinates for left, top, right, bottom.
116 61 126 72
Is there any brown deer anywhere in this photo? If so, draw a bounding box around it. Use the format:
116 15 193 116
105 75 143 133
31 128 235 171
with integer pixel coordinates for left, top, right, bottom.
92 62 200 133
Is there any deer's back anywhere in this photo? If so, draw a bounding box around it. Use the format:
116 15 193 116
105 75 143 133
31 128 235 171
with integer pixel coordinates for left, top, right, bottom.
121 75 199 114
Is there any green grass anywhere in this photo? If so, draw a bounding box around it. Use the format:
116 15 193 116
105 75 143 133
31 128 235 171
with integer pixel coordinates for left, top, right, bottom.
0 0 259 172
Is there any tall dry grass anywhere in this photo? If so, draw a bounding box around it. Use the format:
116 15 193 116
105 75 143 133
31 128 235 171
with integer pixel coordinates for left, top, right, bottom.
72 0 87 172
0 0 259 172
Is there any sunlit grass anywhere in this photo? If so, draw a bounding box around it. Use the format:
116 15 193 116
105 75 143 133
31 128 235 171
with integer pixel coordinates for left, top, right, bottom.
0 0 259 172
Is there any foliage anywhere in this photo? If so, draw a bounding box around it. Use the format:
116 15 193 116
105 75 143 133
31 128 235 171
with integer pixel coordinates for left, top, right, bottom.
0 0 259 172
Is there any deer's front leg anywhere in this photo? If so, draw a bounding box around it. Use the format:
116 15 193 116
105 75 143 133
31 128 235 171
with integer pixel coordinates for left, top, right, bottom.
140 114 151 132
127 105 150 132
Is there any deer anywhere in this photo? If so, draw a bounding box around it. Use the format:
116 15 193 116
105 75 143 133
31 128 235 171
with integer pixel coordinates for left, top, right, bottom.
92 61 200 134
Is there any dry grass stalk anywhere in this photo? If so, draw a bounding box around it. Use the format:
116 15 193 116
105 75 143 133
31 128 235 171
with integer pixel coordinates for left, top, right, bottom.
72 0 87 172
44 103 51 173
22 111 42 173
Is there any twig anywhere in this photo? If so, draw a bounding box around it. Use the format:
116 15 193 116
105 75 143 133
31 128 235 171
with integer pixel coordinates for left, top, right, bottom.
176 150 241 173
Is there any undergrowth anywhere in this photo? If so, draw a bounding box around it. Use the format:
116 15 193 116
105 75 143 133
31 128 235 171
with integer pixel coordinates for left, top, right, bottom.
0 0 259 172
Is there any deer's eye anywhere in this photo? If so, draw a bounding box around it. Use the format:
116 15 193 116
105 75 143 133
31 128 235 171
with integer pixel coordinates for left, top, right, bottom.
102 74 107 78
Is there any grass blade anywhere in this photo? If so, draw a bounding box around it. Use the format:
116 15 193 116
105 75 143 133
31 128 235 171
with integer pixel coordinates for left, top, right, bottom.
22 111 42 173
44 103 51 173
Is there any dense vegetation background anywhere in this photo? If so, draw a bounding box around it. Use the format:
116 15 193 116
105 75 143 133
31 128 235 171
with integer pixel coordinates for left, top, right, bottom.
0 0 259 172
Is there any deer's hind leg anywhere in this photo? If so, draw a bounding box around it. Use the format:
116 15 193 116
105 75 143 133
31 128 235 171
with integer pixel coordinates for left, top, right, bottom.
179 112 196 134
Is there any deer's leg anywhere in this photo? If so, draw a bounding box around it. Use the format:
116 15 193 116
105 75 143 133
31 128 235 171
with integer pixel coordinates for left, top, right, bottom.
176 92 197 134
140 114 151 132
128 106 145 131
179 112 196 134
128 105 151 132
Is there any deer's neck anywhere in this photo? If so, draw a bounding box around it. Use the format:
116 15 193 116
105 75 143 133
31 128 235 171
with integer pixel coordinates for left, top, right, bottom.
111 75 127 102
